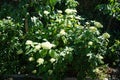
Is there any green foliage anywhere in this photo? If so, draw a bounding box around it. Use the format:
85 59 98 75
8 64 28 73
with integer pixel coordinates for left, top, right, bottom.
107 40 120 66
0 18 24 74
25 6 110 79
97 0 120 20
0 0 111 80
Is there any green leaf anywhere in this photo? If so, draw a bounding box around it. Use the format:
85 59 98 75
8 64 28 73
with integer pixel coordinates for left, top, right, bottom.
49 0 57 7
62 36 67 44
49 50 58 58
40 49 48 58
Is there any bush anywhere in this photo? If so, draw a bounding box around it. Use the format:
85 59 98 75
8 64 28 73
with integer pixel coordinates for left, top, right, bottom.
105 40 120 67
0 0 111 80
25 4 110 80
0 18 24 74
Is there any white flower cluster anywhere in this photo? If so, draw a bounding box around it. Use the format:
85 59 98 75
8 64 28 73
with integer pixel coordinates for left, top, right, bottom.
44 10 50 15
65 9 77 14
89 27 97 32
34 43 41 50
26 40 55 50
37 58 44 65
57 10 62 14
96 54 103 59
59 29 66 36
29 57 34 62
26 40 33 45
50 58 56 63
88 41 93 46
102 33 110 39
94 22 103 28
31 16 37 23
41 41 55 49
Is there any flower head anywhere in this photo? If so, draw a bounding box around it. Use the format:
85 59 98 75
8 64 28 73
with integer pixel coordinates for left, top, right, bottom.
94 22 103 28
37 58 44 65
34 43 41 50
60 29 66 35
65 9 77 14
26 40 33 45
50 58 56 63
31 16 37 23
41 41 55 49
89 27 97 32
96 54 103 59
44 10 50 15
102 33 110 39
57 10 62 14
29 57 34 62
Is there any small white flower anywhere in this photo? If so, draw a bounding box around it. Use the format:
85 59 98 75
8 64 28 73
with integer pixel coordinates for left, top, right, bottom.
41 41 55 49
50 58 56 63
104 78 108 80
65 9 77 14
96 31 100 35
31 16 37 22
29 57 34 62
94 68 99 73
88 41 93 46
60 29 66 35
96 54 103 59
86 22 90 25
94 22 103 28
44 10 50 15
75 16 81 20
26 40 33 45
7 16 11 19
57 10 62 14
89 27 97 32
60 52 66 57
102 33 110 39
37 58 44 65
34 43 41 50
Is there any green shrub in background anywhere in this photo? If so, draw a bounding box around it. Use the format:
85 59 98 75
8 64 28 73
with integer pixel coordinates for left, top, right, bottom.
106 40 120 67
97 0 120 20
0 0 111 80
0 18 24 74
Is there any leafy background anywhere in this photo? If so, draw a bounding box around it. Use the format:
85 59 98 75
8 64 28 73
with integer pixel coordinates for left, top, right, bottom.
0 0 120 80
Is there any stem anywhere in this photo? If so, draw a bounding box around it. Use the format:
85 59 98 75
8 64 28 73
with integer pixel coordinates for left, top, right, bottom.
25 17 28 33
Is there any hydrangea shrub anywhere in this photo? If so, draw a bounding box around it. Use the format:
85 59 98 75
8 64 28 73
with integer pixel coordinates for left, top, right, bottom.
25 3 110 80
0 0 110 80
